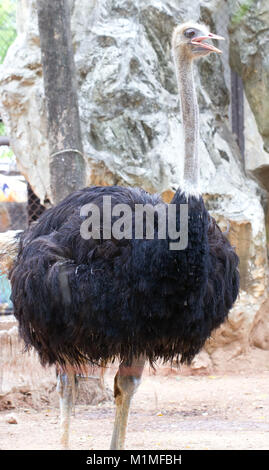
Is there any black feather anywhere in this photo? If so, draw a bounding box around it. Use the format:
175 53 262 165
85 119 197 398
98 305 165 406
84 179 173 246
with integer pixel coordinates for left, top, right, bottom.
10 185 239 367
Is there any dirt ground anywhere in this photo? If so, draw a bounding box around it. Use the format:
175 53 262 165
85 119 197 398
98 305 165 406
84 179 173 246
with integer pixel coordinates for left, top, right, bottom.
1 365 269 450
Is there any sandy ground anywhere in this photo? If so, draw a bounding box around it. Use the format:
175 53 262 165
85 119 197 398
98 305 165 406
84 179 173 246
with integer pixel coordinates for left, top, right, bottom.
1 367 269 450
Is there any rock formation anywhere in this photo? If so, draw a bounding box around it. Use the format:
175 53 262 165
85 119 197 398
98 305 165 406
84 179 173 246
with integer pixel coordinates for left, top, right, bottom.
229 0 269 154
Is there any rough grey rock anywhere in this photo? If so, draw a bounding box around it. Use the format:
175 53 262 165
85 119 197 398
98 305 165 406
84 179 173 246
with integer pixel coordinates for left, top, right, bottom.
244 97 269 174
0 0 268 368
229 0 269 152
229 0 269 196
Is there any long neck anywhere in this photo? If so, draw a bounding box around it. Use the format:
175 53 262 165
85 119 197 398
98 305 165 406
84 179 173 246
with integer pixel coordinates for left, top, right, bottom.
174 50 200 194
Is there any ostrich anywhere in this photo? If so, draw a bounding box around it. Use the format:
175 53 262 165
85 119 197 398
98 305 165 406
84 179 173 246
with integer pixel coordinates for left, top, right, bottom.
10 22 239 450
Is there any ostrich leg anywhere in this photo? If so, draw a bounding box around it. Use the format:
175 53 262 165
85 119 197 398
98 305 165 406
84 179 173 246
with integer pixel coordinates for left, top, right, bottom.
56 367 78 449
110 356 146 450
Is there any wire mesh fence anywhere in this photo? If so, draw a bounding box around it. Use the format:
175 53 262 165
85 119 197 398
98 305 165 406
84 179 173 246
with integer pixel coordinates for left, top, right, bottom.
27 184 46 224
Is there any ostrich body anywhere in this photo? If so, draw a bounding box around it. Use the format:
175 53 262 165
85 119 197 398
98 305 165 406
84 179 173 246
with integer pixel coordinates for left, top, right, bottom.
10 22 239 449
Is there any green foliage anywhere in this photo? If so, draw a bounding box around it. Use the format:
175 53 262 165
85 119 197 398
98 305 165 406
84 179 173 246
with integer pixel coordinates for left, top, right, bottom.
231 0 255 25
0 121 5 135
0 0 17 64
0 119 14 161
0 1 16 159
0 147 14 159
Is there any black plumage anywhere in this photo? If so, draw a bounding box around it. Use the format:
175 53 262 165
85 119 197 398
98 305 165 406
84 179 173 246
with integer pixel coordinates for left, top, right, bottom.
10 185 239 367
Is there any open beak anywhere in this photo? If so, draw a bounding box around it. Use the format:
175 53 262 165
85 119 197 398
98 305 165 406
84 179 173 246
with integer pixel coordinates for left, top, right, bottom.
191 32 225 54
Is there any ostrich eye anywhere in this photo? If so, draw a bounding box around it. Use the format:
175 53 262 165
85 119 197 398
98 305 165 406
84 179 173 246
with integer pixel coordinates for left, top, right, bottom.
184 28 196 39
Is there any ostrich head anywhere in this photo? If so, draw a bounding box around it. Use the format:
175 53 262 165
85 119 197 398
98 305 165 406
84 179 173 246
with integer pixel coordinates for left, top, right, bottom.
172 21 224 61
